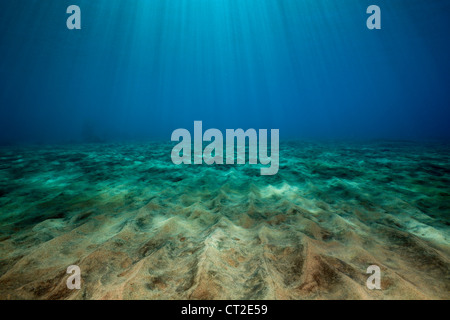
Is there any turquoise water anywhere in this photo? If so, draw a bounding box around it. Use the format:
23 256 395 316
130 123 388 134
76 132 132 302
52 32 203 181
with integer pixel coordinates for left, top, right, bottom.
0 141 448 299
0 0 449 300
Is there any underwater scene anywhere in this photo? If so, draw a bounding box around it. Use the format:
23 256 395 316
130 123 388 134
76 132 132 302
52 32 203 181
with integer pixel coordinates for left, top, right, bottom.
0 0 450 300
0 141 449 299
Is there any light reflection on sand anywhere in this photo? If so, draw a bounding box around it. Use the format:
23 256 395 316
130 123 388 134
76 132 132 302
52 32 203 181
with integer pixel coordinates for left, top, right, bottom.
0 141 449 299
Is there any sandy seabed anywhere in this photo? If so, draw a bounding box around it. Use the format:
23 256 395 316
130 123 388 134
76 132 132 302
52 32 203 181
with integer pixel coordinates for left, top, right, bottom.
0 141 449 300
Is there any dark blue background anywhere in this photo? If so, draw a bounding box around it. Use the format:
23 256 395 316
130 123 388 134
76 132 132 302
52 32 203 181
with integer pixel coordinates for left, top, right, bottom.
0 0 449 143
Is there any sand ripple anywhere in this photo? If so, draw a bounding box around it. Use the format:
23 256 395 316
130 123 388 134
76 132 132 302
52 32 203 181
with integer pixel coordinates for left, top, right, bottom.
0 141 449 299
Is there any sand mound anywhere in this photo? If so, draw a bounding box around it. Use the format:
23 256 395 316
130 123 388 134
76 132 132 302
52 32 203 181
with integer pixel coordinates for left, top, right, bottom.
0 142 449 299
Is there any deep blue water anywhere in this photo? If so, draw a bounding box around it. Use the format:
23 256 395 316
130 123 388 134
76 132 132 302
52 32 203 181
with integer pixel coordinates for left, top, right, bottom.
1 1 450 300
0 0 449 143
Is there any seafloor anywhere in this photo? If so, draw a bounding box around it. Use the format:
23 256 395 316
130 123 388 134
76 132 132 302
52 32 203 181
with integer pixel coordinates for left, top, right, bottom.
0 141 449 299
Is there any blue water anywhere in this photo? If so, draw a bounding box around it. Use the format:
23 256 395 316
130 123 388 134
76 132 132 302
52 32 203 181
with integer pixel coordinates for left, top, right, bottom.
0 0 449 143
1 1 450 300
